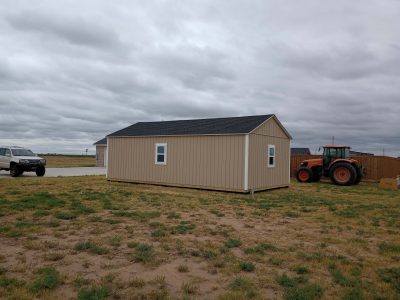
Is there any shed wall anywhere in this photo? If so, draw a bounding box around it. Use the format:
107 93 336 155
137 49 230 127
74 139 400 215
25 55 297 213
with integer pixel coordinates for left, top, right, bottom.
248 118 290 190
96 145 106 167
108 135 245 191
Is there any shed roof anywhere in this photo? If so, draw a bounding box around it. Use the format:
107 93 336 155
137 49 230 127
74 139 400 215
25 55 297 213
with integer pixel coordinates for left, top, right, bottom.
291 148 311 155
93 137 107 145
108 115 277 137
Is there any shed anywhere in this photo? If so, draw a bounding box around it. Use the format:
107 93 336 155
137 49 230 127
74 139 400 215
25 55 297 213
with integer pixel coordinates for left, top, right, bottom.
107 114 292 193
93 137 107 167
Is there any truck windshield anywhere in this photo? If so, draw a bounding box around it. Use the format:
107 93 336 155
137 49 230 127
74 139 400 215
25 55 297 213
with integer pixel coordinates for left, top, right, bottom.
11 149 36 157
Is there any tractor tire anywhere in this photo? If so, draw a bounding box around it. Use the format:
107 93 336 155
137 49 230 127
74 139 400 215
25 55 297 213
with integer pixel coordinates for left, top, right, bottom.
312 173 322 182
353 165 362 185
329 163 357 186
296 167 313 183
311 167 323 182
10 164 21 177
36 166 45 177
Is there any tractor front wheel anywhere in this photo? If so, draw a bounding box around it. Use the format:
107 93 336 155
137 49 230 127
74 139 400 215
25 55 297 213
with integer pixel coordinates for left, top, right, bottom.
296 167 313 183
329 163 357 186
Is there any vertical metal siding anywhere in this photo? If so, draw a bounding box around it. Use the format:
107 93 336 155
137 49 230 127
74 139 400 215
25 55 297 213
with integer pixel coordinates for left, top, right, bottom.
95 146 106 167
108 135 245 191
248 118 290 190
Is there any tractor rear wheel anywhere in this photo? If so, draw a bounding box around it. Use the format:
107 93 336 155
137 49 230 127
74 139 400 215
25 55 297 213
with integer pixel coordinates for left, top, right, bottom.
329 163 357 186
296 167 313 183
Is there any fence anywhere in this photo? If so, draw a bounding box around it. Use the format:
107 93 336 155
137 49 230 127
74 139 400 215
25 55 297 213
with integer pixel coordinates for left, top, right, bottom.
291 155 400 181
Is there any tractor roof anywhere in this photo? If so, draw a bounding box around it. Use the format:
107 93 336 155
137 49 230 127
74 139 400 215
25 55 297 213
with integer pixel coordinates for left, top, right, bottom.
324 144 351 148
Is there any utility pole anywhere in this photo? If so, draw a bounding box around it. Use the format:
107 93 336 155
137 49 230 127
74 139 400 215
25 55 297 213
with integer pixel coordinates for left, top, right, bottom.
332 136 335 145
382 148 385 156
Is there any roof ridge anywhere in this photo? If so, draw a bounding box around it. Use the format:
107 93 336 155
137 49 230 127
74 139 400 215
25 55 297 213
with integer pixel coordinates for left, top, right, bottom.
108 114 278 137
135 114 274 124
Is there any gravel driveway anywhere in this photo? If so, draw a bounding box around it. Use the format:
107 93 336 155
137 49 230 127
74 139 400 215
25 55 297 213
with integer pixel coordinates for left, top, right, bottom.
0 167 106 178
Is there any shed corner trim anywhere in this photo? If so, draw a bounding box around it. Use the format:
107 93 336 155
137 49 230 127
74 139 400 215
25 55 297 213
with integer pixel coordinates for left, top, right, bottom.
244 134 249 191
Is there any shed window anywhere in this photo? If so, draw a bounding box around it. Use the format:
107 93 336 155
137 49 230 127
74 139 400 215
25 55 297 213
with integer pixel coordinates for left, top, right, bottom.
155 143 167 165
268 145 275 167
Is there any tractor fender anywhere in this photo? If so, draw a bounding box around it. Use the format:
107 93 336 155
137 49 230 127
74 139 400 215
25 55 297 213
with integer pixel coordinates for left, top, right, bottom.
328 159 356 170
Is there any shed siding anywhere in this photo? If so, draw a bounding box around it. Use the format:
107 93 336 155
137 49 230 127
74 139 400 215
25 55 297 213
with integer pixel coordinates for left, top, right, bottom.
108 135 245 191
248 118 290 190
96 146 106 167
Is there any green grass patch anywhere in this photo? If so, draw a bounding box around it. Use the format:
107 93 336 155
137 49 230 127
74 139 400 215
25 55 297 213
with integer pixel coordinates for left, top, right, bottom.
244 242 277 254
9 192 65 211
225 238 242 248
167 211 180 219
240 262 255 272
284 283 323 300
294 265 310 274
328 263 358 287
28 267 60 293
0 274 25 288
132 243 154 263
77 285 111 300
276 273 308 288
75 241 109 255
377 267 400 293
378 241 400 254
71 200 95 214
54 211 77 220
172 221 196 234
113 210 160 221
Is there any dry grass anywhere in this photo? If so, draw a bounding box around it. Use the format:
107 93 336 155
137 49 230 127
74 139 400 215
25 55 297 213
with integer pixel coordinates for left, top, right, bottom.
0 176 399 299
41 155 96 168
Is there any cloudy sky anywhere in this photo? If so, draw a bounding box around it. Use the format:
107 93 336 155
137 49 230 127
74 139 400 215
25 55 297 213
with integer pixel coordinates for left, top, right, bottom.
1 0 399 156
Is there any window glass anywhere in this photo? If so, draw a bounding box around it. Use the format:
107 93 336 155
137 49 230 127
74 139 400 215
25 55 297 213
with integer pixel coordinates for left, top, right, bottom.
269 157 274 165
157 146 165 154
269 147 275 156
0 148 5 156
155 144 167 164
268 145 275 167
11 149 35 156
5 149 11 156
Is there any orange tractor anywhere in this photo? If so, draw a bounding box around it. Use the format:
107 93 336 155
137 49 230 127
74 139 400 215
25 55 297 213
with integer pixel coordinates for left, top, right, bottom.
296 144 365 186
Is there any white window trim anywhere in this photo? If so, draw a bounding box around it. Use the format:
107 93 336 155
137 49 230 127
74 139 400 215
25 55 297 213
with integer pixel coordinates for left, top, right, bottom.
243 134 249 191
155 143 167 165
268 144 275 168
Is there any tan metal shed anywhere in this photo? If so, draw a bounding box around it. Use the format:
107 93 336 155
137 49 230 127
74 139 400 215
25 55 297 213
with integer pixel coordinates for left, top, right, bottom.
107 115 292 193
93 138 107 167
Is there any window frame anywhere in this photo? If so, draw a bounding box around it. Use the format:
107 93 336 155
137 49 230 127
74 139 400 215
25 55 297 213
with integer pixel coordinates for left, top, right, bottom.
268 144 275 168
155 143 167 165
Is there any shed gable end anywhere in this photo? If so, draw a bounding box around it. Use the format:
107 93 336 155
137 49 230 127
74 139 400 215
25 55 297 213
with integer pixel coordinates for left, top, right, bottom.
251 117 290 139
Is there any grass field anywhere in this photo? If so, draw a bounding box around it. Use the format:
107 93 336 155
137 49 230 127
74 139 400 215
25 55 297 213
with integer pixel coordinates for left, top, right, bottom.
0 177 399 299
41 155 96 168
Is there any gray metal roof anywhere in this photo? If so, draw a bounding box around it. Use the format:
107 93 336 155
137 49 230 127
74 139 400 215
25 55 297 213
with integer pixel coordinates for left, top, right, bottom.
291 148 311 155
93 137 107 145
108 115 274 137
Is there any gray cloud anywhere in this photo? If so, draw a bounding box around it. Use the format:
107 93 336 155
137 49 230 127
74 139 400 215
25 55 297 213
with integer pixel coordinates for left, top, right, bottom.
0 0 399 156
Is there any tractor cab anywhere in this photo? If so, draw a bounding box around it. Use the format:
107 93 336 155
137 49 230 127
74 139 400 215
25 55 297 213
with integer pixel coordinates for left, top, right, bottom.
322 144 351 169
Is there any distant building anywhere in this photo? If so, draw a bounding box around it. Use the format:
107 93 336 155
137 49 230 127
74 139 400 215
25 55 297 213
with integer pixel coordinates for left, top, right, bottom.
350 150 374 157
291 148 311 155
93 137 107 167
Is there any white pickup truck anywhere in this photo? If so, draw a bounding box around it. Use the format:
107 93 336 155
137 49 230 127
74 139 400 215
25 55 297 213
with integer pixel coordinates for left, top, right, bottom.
0 146 46 177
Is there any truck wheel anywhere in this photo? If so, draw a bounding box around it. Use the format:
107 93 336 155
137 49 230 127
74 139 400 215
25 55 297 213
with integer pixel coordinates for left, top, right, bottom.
296 167 313 183
10 164 21 177
36 166 45 177
329 163 357 186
